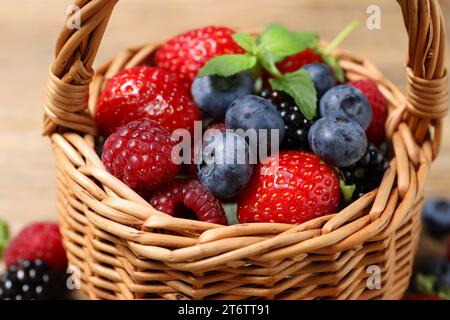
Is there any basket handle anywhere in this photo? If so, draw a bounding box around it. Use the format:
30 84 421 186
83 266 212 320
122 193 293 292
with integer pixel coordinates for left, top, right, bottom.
42 0 448 137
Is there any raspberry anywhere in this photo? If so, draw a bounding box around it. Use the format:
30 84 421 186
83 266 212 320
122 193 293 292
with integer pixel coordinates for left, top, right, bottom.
150 179 228 225
96 66 201 136
5 222 67 273
155 26 244 85
276 48 324 74
102 119 180 191
349 79 388 146
0 260 66 300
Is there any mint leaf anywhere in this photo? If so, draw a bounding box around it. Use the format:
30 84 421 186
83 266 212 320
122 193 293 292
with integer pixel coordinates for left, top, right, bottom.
221 202 239 225
257 49 282 78
340 179 356 204
269 69 317 120
0 218 9 259
198 54 257 77
232 33 255 53
258 24 317 62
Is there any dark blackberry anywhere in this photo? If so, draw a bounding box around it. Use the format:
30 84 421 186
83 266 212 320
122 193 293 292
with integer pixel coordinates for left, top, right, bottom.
0 260 66 300
341 143 389 201
261 88 314 150
96 136 106 158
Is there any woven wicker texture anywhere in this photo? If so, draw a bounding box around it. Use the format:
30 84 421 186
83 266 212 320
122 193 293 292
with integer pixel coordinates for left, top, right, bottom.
42 0 448 299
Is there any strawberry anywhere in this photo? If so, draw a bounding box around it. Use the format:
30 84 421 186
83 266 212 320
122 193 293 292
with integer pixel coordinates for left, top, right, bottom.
155 26 244 85
5 222 67 273
276 48 323 74
350 79 388 146
96 66 201 136
237 151 340 224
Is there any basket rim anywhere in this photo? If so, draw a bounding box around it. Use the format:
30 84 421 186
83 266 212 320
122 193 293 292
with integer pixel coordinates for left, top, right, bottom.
51 37 427 240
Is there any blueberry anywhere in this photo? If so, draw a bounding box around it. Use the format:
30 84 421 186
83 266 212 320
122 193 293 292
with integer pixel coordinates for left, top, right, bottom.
225 95 285 156
303 63 337 98
320 84 372 130
415 258 450 291
308 117 368 167
197 132 253 199
416 258 449 276
191 72 254 120
422 198 450 237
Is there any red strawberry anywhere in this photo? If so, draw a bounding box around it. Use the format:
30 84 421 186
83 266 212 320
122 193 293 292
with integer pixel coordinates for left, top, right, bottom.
5 222 68 273
155 26 244 85
350 79 388 146
150 179 228 225
96 66 201 136
276 48 323 74
238 151 340 224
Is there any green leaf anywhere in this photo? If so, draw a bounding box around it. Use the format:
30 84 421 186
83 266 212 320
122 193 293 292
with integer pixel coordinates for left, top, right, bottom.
221 202 239 225
415 273 437 295
198 54 257 77
257 49 282 78
340 179 356 204
232 32 255 53
269 69 317 120
258 24 317 62
0 218 9 260
438 286 450 300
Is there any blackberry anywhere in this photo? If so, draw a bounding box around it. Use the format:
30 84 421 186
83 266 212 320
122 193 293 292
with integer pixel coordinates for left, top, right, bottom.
341 143 389 201
0 260 66 300
261 88 313 150
96 136 106 158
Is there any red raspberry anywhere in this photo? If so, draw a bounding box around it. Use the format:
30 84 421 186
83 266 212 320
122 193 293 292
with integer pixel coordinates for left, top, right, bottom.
276 48 324 74
155 26 244 85
102 119 180 191
238 151 340 224
5 222 67 272
350 79 388 146
96 66 201 136
150 179 228 225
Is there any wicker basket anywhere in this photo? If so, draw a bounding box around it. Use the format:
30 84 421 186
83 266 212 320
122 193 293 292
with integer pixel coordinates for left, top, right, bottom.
42 0 448 300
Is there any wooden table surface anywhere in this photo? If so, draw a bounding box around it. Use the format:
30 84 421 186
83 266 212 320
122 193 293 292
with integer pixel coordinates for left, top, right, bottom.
0 0 449 266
